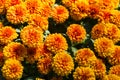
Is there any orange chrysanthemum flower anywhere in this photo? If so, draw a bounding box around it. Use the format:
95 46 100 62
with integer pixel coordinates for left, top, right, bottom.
20 25 43 47
51 5 69 23
45 33 68 54
0 0 6 14
103 74 120 80
90 59 106 79
104 23 120 43
6 4 28 24
94 37 115 58
52 51 74 76
3 42 27 61
37 55 52 75
70 0 89 21
98 0 119 9
66 24 86 43
5 0 23 9
2 59 23 80
0 26 18 45
109 10 120 28
62 0 78 7
28 14 48 31
25 0 42 14
75 48 97 67
39 0 55 7
108 46 120 65
109 65 120 77
73 67 95 80
38 3 52 18
25 43 50 64
91 22 106 40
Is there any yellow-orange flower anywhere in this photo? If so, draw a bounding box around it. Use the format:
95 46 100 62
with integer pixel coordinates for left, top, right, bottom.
66 24 86 43
2 59 23 80
36 78 45 80
90 59 106 79
104 23 120 43
37 55 52 75
94 37 115 58
5 0 23 9
73 67 95 80
98 0 119 9
109 65 120 77
75 48 97 67
91 22 106 40
6 4 28 24
108 46 120 65
3 42 27 61
25 43 50 64
109 10 120 28
20 25 43 47
62 0 78 8
39 0 55 7
45 33 68 54
0 0 6 14
38 3 52 18
69 0 89 21
51 5 69 23
25 0 42 14
52 51 74 76
28 14 48 31
103 74 120 80
0 26 18 45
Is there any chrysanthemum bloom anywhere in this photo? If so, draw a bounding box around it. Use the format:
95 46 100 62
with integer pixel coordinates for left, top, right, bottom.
37 55 52 75
39 0 55 7
103 74 120 80
104 23 120 43
108 46 120 65
5 0 23 9
69 0 89 21
20 25 43 47
91 22 106 40
66 24 86 43
52 51 74 76
75 48 97 67
0 0 6 14
109 10 120 28
0 22 3 28
25 0 42 14
109 65 120 77
73 67 95 80
90 59 106 79
2 59 23 80
38 3 52 18
26 43 49 64
62 0 78 8
51 5 69 24
45 33 68 54
6 4 28 24
0 26 18 45
28 14 48 31
98 0 119 9
3 42 27 61
94 37 115 58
